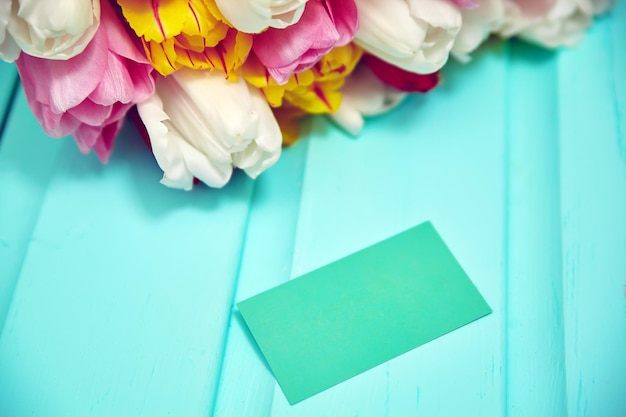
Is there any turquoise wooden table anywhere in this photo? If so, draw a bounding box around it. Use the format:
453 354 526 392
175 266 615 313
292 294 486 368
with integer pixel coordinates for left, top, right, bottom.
0 5 625 416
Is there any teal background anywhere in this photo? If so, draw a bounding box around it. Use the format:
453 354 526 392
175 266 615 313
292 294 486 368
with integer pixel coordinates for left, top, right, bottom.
0 5 625 416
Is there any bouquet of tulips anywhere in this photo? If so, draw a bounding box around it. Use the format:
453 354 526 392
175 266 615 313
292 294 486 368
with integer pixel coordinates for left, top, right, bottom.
0 0 612 190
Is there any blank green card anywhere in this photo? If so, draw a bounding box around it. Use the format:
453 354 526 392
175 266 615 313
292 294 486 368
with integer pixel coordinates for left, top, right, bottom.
237 222 492 404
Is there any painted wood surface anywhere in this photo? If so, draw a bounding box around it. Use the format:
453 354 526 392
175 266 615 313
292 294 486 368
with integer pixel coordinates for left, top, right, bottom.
0 62 17 139
0 7 624 417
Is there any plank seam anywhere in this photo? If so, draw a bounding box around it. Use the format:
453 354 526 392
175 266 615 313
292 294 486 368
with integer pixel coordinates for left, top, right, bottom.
605 14 626 161
503 40 569 417
501 40 512 417
0 75 20 143
208 179 257 417
553 49 569 417
0 90 65 338
287 122 313 277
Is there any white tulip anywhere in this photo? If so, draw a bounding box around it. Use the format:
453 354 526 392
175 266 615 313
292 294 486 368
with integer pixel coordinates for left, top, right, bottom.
1 0 100 61
584 0 613 14
500 0 612 47
0 0 19 62
331 64 407 136
452 0 505 61
215 0 307 33
354 0 462 74
137 69 282 190
519 0 612 47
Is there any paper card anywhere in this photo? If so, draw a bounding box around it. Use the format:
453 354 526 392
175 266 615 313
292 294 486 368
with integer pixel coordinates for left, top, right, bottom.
237 221 492 404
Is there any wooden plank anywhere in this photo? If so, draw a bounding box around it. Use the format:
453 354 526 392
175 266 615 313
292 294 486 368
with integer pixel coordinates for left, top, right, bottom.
268 41 509 416
0 120 253 416
0 62 18 138
503 41 567 417
0 10 623 417
0 91 64 330
558 6 626 416
212 140 310 417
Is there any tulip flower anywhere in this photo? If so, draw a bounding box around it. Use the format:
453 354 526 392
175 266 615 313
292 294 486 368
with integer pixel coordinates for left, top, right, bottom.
137 69 282 190
215 0 308 33
331 63 407 136
452 0 505 60
1 0 100 62
116 0 252 76
362 54 440 93
15 0 154 162
243 43 363 115
0 0 20 62
252 0 359 85
499 0 558 36
501 0 613 47
508 0 558 19
353 0 462 75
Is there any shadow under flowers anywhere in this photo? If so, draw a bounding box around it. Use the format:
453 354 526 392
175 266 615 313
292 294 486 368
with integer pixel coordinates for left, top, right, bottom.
442 37 557 89
57 36 560 221
62 118 255 219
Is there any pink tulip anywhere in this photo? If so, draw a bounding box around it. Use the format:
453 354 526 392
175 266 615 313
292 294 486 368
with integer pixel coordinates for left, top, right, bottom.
15 0 154 162
252 0 358 85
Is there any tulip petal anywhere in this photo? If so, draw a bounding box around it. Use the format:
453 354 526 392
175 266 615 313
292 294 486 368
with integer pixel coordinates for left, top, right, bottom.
501 0 609 47
233 86 282 178
0 36 19 62
451 0 478 8
16 0 95 37
137 95 193 189
137 91 234 189
215 0 307 33
16 0 155 162
355 0 429 59
517 1 592 48
156 71 240 179
0 0 9 43
327 0 359 45
34 102 82 137
104 3 150 64
16 26 107 113
253 2 340 68
116 0 188 43
216 0 307 33
139 69 282 190
74 122 105 151
8 0 100 59
510 0 557 17
253 0 358 84
94 121 123 162
166 70 258 154
362 54 440 93
452 0 504 60
121 0 251 76
0 0 17 61
355 0 461 74
68 98 114 126
331 63 406 136
90 52 137 106
76 117 125 162
407 0 461 33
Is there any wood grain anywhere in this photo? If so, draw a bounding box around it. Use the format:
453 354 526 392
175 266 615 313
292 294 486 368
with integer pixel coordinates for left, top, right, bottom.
0 9 624 416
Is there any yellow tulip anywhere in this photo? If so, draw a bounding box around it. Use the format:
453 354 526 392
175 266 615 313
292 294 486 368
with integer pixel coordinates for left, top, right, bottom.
116 0 252 76
242 43 363 115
